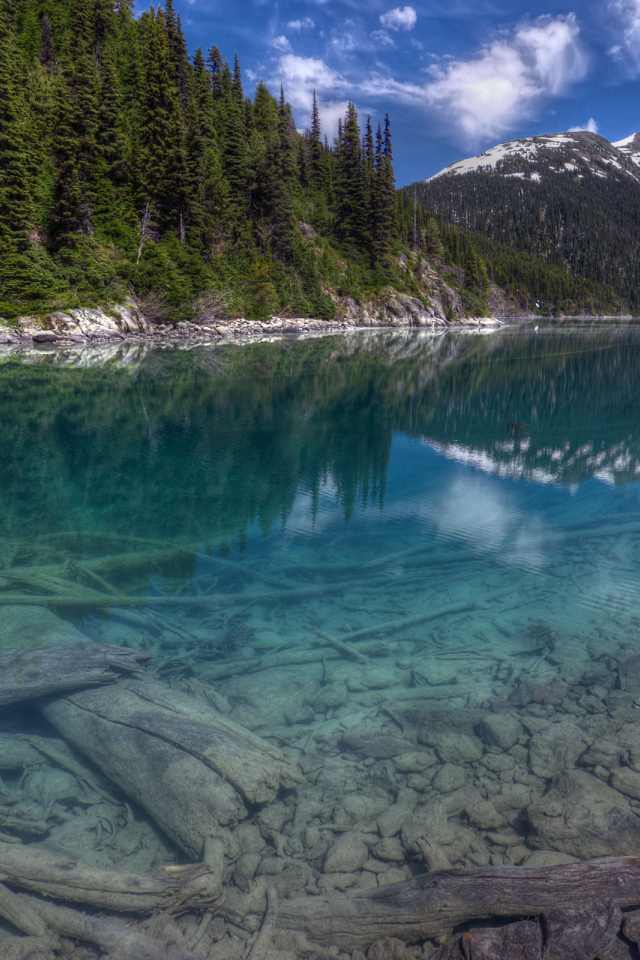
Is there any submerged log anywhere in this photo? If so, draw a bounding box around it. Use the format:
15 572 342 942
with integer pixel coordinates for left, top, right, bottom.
0 642 151 706
0 843 217 912
0 886 203 960
41 678 302 858
276 857 640 951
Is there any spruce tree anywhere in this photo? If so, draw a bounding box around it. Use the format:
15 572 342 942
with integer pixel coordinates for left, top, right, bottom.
138 7 188 241
50 0 98 240
334 102 365 244
0 0 35 304
232 52 243 102
371 114 396 262
309 90 323 188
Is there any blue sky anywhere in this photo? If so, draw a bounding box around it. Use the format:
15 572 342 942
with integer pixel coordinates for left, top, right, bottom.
138 0 640 185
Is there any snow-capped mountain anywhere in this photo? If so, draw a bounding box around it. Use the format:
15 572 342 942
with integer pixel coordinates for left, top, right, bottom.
426 130 640 184
413 128 640 313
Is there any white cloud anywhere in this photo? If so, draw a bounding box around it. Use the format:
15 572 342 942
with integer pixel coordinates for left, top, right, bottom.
287 17 315 32
274 54 350 137
271 35 292 53
379 6 417 31
608 0 640 69
370 29 396 47
423 14 586 141
569 118 598 132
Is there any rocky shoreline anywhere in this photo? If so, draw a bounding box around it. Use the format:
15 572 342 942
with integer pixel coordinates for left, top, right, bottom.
0 297 507 350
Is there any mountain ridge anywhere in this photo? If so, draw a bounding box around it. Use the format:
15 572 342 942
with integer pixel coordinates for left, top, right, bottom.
426 130 640 183
411 128 640 313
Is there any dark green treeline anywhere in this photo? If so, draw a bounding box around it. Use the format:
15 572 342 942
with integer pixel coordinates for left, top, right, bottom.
395 191 623 316
0 0 398 318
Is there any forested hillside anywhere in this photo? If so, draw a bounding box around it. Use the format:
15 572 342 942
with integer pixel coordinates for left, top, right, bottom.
0 0 398 319
0 0 629 321
409 131 640 314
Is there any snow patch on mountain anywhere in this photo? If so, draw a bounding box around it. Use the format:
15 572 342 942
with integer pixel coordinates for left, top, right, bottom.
426 130 640 185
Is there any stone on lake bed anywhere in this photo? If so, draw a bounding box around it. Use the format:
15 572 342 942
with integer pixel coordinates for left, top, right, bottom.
475 713 524 751
324 832 369 873
528 720 587 779
377 803 414 838
373 837 405 861
0 605 91 652
528 769 640 858
468 800 504 830
432 762 467 794
392 749 438 772
428 732 484 764
401 799 456 852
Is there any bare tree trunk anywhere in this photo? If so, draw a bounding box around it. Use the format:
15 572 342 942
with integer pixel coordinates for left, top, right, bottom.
0 642 150 706
137 200 150 264
276 857 640 951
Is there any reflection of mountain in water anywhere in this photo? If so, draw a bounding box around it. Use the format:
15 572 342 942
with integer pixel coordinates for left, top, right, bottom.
426 437 639 486
2 325 640 553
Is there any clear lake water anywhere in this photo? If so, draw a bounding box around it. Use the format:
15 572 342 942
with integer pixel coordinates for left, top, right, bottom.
3 323 640 935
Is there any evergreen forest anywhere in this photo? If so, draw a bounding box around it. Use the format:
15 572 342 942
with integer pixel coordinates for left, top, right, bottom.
410 160 640 314
0 0 398 319
0 0 631 321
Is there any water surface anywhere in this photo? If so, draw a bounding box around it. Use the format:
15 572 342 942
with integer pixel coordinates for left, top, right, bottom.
3 325 640 900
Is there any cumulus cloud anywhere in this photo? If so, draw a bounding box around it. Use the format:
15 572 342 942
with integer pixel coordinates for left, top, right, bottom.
287 17 315 32
607 0 640 69
379 6 417 31
274 54 350 137
271 35 292 53
423 15 587 141
569 118 598 132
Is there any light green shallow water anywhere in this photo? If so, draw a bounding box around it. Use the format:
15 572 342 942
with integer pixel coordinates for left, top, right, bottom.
3 325 640 921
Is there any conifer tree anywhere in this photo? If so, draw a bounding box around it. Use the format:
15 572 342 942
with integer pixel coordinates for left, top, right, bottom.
309 90 323 188
0 0 33 261
138 7 188 240
232 52 243 102
371 114 396 262
50 0 98 240
334 102 366 244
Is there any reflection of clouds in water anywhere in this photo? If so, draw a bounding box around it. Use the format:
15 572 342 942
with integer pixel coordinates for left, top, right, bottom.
433 475 547 571
283 476 339 536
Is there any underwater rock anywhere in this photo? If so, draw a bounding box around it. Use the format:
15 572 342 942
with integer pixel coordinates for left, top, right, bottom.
432 763 467 794
377 803 414 838
528 721 587 780
428 732 484 764
340 720 414 760
475 713 523 751
401 799 456 853
220 663 322 729
527 770 640 858
0 605 91 653
324 832 369 873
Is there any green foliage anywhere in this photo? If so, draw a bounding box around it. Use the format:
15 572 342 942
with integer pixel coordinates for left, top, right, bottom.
397 189 623 316
409 159 640 312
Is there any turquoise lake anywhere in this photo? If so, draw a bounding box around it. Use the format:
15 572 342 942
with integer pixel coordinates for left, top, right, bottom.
3 324 640 922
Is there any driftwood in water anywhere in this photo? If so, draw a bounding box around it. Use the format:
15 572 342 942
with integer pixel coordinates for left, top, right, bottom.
41 677 302 858
0 884 202 960
0 842 217 912
276 857 640 951
0 642 151 706
433 899 622 960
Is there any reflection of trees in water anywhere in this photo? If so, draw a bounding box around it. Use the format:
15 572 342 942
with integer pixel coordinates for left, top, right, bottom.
1 327 640 551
